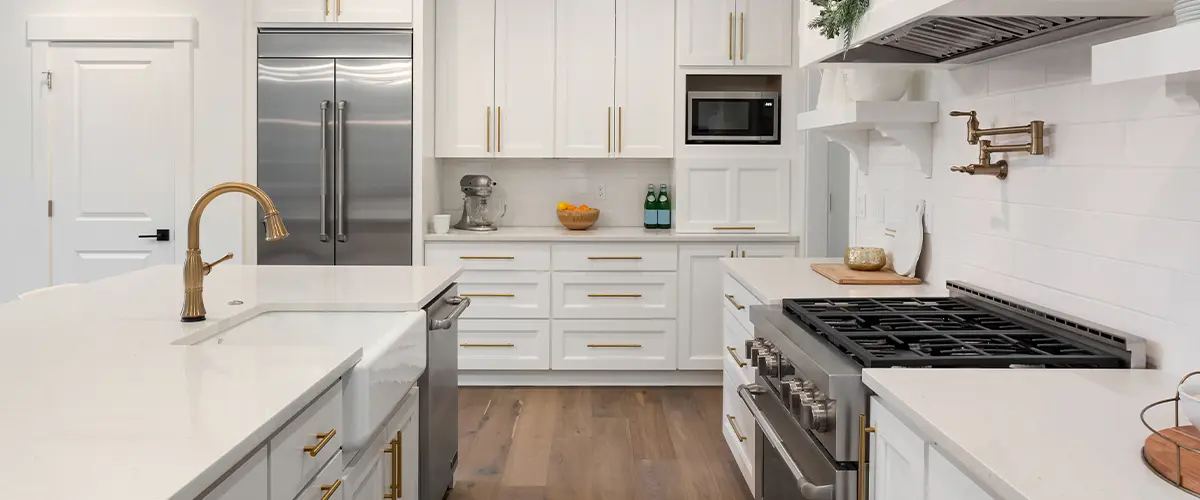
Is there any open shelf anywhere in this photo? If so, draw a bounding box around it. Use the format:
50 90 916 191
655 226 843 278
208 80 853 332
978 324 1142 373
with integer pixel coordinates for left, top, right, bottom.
797 101 940 178
1093 21 1200 110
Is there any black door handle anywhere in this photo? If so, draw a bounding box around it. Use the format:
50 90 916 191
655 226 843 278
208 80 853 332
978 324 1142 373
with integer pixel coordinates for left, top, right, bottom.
138 229 170 242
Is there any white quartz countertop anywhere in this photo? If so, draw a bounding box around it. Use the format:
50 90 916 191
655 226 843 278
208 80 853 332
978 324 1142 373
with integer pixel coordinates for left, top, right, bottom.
864 369 1193 500
721 257 946 304
0 264 462 500
425 226 801 242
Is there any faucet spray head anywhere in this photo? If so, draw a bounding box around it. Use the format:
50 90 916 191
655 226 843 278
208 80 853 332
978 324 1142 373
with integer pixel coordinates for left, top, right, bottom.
263 211 289 242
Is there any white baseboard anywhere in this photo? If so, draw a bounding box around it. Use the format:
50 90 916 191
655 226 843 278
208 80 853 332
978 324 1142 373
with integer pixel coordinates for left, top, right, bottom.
458 370 721 386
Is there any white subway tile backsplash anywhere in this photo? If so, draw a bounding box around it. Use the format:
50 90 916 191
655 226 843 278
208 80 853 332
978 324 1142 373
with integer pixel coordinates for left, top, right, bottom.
1124 115 1200 167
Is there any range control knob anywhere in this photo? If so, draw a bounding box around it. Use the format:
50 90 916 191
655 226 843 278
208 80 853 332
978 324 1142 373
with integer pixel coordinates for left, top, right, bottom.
794 387 819 428
760 354 780 378
809 395 836 433
778 359 795 378
780 378 802 404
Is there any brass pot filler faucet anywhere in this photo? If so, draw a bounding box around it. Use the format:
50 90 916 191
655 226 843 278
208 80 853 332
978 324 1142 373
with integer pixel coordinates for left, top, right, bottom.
181 182 289 322
948 110 1045 180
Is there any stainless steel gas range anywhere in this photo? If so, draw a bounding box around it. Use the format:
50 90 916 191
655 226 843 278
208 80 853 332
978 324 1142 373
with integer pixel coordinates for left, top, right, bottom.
738 281 1146 500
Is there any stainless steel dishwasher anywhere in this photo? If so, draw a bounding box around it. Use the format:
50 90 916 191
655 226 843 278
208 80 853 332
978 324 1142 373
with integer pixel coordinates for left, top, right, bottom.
421 286 469 500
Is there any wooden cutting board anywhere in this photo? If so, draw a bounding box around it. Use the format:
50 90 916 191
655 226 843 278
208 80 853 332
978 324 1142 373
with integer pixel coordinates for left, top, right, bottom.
811 263 922 285
1144 425 1200 494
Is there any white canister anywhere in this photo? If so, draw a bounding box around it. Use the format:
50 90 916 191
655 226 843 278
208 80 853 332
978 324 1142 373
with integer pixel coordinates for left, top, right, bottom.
842 68 915 101
431 214 452 234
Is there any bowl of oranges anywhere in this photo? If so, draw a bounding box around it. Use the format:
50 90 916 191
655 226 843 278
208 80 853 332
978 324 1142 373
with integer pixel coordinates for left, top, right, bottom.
556 202 600 230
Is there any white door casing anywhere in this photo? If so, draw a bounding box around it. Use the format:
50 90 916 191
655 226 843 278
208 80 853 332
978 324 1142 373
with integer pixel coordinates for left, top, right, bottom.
494 0 556 158
615 0 674 158
555 0 616 158
29 17 195 286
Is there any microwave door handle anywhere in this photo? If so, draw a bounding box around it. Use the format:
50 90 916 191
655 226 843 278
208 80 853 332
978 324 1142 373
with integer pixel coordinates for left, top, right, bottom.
738 385 834 500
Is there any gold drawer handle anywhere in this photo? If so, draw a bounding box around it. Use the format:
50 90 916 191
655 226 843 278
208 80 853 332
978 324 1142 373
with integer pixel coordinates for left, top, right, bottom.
713 226 756 231
320 479 343 500
461 293 515 297
725 294 745 310
587 256 643 260
726 415 747 442
383 438 398 499
587 293 643 298
303 429 336 457
726 346 747 367
587 343 642 348
459 256 515 260
460 343 515 347
859 414 877 500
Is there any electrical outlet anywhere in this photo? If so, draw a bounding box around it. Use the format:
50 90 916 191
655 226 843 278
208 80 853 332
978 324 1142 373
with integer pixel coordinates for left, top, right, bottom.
595 183 607 200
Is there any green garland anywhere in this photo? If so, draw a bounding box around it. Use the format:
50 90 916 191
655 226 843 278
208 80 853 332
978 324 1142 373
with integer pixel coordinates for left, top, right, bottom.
807 0 871 51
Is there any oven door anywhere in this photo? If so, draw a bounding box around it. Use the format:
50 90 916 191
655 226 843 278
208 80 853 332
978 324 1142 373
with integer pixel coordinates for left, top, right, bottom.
738 382 856 500
686 91 779 144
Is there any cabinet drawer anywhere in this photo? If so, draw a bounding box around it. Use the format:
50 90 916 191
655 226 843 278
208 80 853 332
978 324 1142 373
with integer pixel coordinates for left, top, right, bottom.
458 270 550 319
551 319 676 370
552 272 677 319
425 242 551 270
723 273 761 332
722 308 754 386
270 383 343 500
551 243 678 271
295 451 345 500
721 369 755 495
458 319 550 370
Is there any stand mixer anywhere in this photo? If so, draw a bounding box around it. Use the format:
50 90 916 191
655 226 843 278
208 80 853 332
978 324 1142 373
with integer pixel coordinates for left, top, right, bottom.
454 174 506 231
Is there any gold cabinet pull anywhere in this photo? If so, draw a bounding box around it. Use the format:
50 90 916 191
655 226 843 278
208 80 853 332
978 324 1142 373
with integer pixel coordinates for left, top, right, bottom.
459 255 514 260
858 414 876 500
728 12 734 60
496 106 502 153
396 431 404 494
713 226 756 231
320 479 343 500
486 107 491 153
730 249 735 258
383 438 399 499
739 12 745 60
587 293 642 298
325 0 330 16
725 294 745 310
607 107 612 153
460 343 516 347
726 346 747 367
587 256 642 260
303 429 337 457
461 293 515 297
587 343 642 348
741 250 746 258
336 0 341 15
726 415 748 442
618 106 623 152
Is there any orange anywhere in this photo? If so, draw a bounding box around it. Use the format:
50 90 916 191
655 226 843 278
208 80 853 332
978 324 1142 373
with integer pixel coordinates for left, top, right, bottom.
578 204 590 211
566 204 576 210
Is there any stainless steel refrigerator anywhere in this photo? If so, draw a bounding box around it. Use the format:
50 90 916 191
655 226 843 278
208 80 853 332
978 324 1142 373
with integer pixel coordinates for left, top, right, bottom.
257 29 413 266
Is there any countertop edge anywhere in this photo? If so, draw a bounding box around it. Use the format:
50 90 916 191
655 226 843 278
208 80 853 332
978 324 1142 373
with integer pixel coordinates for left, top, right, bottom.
862 371 1026 500
424 232 802 243
418 268 464 308
720 258 780 305
171 348 364 500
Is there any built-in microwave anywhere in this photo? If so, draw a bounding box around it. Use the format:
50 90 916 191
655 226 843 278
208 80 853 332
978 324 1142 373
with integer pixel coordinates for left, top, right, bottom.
686 91 780 145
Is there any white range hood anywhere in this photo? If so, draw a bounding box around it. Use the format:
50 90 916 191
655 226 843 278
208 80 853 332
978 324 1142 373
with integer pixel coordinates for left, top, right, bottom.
798 0 1174 67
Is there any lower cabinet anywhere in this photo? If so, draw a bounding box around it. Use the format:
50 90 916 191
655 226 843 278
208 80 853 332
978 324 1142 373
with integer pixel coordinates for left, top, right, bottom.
868 397 996 500
297 452 346 500
552 319 676 370
348 389 420 500
458 319 551 370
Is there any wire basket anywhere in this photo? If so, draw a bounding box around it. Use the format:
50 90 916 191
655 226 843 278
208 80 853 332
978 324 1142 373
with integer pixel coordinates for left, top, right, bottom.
1141 370 1200 497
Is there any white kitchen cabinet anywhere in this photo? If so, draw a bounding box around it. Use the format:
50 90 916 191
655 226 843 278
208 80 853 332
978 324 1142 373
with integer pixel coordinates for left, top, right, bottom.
256 0 411 23
552 271 678 319
737 243 797 260
203 445 269 500
677 0 792 67
552 319 677 370
927 447 996 500
555 0 674 158
458 319 551 370
869 397 927 500
436 0 554 158
676 159 791 234
349 390 419 500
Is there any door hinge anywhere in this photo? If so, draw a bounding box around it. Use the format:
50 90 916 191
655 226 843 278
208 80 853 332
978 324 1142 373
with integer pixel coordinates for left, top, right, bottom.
42 71 52 90
47 200 53 217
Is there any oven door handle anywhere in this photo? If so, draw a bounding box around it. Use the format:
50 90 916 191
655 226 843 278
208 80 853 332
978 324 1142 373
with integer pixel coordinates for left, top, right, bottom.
738 384 835 500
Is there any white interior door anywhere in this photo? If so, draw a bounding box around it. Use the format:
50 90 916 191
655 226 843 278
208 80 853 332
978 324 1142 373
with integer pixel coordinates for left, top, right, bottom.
677 0 737 66
555 0 616 158
495 0 556 158
615 0 674 158
48 43 183 285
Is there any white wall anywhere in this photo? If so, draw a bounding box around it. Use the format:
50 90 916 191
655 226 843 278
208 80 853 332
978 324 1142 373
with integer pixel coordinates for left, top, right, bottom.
439 159 671 227
1 0 248 301
854 20 1200 375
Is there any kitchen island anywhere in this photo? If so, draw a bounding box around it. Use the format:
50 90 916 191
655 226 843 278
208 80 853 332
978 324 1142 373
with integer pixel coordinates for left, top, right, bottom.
0 264 461 500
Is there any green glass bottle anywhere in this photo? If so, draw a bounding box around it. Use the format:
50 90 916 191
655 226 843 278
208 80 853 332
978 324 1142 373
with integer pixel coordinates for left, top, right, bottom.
644 184 658 229
657 184 672 229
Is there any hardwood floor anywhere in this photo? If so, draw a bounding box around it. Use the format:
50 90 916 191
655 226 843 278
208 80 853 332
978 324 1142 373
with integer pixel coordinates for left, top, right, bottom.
449 387 752 500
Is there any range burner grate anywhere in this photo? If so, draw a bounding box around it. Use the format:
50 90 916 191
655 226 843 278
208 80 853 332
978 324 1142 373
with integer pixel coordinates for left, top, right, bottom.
782 297 1126 368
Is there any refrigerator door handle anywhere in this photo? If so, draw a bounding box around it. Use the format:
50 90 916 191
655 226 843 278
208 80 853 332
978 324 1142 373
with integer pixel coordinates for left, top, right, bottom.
319 100 331 242
335 100 348 243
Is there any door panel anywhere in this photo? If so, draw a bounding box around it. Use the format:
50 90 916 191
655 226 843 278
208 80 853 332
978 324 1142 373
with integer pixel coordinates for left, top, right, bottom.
49 44 180 284
737 0 792 66
676 160 735 232
615 0 674 158
555 0 616 158
734 159 790 233
258 58 337 266
435 0 496 157
677 0 737 66
334 59 413 265
678 244 735 369
495 0 556 157
335 0 413 23
256 0 330 23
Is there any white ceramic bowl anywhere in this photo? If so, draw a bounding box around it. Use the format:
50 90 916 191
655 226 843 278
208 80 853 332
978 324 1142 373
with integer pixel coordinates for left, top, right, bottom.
842 68 914 101
1178 377 1200 428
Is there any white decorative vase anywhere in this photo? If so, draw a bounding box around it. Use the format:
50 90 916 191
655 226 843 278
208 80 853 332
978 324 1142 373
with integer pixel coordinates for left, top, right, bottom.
1178 0 1200 25
842 68 914 102
817 68 851 109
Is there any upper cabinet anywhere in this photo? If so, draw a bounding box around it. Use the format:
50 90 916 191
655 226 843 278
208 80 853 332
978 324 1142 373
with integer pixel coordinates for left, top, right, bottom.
556 0 674 158
436 0 555 158
677 0 791 67
257 0 412 23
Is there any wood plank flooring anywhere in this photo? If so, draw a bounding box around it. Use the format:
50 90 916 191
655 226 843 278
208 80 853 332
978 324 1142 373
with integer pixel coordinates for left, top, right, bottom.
449 387 752 500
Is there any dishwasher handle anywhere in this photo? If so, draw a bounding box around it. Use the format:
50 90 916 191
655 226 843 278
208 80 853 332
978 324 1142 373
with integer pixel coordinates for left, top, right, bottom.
430 296 471 330
738 384 835 500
